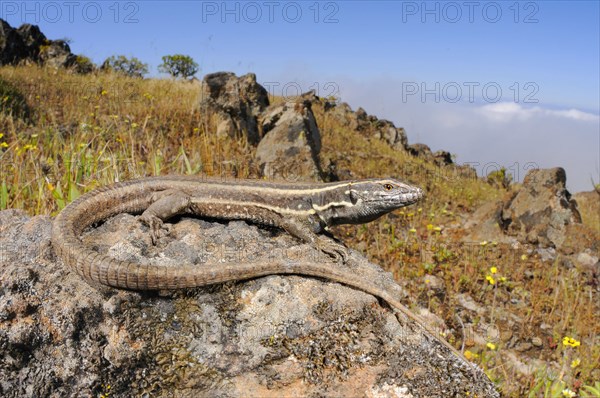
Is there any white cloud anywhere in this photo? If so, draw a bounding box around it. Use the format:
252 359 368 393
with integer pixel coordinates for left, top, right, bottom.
478 103 600 123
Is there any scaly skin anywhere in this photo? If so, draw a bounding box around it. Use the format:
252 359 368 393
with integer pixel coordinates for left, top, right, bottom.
51 175 468 360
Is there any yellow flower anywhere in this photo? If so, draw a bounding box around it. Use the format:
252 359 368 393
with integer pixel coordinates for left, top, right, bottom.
433 226 442 232
570 358 580 368
408 228 417 233
490 266 498 274
46 182 55 191
0 133 3 139
131 123 139 128
480 241 488 246
499 276 507 283
520 254 527 261
464 350 479 360
417 208 422 213
101 90 108 96
562 336 580 348
0 142 7 148
486 275 496 285
486 342 496 350
407 212 414 217
562 388 576 397
426 224 434 230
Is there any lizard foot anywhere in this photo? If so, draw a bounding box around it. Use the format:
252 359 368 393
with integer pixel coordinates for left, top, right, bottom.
139 214 171 245
317 237 349 263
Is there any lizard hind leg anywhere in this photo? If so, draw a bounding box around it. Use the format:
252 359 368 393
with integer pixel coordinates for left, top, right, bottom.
139 189 192 244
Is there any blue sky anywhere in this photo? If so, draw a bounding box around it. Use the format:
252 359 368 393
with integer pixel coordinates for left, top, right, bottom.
2 1 599 191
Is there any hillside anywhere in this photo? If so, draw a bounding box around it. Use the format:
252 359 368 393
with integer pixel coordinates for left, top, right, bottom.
1 65 599 397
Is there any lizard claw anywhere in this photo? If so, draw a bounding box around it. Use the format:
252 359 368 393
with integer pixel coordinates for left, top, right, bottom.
317 237 349 263
139 214 169 245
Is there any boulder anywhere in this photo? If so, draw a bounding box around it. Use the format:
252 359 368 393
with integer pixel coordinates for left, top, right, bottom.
464 168 587 250
199 72 269 144
502 167 581 248
0 209 499 397
0 19 27 65
0 19 80 69
256 96 323 181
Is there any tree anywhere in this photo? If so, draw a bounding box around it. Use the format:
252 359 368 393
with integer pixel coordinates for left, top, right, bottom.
158 54 199 80
101 55 148 78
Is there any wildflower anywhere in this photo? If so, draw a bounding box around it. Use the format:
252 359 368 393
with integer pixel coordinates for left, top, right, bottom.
486 342 496 350
408 228 417 233
31 133 38 138
417 208 422 213
486 275 496 285
562 388 576 397
562 336 580 348
464 350 479 360
521 254 527 261
480 241 488 246
407 212 414 217
570 358 580 368
426 224 434 230
499 277 507 283
131 123 139 128
193 127 200 132
0 133 3 139
0 142 7 148
433 226 442 232
101 90 108 96
490 266 498 274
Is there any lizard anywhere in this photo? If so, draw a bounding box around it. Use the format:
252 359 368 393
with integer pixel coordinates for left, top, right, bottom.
51 175 466 359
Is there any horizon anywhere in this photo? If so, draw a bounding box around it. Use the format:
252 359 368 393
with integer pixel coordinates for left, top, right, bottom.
1 1 598 192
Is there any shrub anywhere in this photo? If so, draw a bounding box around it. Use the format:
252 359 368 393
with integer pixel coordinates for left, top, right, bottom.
158 54 198 80
101 55 149 78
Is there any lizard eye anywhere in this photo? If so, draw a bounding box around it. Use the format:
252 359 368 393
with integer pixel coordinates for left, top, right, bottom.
383 183 394 191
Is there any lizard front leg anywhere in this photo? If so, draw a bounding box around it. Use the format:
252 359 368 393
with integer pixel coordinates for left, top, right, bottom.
277 216 349 263
139 189 191 244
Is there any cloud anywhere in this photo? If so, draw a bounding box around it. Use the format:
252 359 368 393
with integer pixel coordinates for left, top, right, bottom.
478 103 600 123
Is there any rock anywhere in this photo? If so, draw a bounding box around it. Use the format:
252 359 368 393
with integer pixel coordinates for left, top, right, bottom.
0 210 499 397
0 19 28 64
324 102 408 151
407 143 432 158
0 19 80 69
256 97 323 181
576 251 599 267
502 168 581 249
407 144 454 166
373 120 408 151
463 200 505 242
465 168 593 252
199 72 269 144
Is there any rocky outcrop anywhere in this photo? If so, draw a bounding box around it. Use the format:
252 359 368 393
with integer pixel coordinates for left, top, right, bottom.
0 210 499 397
502 167 581 248
407 143 453 166
324 101 408 151
465 168 586 251
0 19 80 69
199 72 269 144
256 94 323 181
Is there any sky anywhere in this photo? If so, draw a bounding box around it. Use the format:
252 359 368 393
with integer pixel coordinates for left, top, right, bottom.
2 0 599 192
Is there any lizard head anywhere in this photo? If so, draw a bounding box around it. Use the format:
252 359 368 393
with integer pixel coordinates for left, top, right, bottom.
347 178 424 220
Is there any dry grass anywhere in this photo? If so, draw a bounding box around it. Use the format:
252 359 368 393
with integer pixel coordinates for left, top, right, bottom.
1 65 598 397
